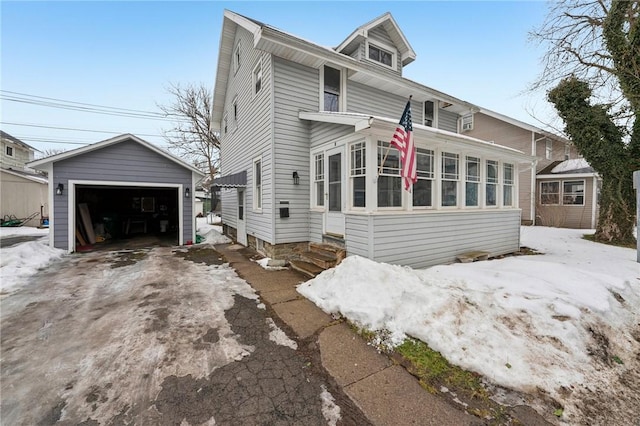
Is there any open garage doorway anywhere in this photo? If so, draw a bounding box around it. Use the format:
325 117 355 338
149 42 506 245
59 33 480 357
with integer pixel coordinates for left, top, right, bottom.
73 183 181 251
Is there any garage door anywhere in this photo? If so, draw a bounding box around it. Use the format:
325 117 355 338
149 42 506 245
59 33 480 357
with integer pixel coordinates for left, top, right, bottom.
73 184 180 250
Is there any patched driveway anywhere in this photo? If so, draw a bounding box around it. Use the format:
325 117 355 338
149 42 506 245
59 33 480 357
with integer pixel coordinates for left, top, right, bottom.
1 245 346 425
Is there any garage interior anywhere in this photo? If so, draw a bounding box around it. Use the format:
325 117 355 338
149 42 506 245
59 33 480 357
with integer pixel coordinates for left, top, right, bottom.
75 185 179 249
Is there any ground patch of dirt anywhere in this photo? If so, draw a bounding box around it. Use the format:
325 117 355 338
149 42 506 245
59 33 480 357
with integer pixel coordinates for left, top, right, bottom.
109 249 148 268
173 246 226 265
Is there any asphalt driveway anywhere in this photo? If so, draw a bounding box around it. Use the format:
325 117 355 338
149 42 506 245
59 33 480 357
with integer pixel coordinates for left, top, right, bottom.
1 245 349 425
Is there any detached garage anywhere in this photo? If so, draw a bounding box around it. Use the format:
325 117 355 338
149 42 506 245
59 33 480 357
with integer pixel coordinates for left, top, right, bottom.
28 134 204 252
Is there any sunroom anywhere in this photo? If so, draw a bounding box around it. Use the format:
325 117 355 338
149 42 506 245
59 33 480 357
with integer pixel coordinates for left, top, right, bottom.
301 112 535 269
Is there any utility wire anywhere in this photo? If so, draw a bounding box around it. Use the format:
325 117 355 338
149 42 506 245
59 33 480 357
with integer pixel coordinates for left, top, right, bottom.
1 121 163 138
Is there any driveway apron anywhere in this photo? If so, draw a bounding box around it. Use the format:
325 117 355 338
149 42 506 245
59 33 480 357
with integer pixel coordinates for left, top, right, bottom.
0 245 349 425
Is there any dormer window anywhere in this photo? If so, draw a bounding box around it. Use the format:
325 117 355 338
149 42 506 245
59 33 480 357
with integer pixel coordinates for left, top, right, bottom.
366 42 395 69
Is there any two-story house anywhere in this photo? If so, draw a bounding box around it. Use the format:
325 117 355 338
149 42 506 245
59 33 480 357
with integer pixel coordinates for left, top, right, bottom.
1 130 48 227
212 10 534 269
465 108 600 229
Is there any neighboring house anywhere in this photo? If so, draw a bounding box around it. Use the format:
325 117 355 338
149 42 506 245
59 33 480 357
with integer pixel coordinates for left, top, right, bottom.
1 131 48 227
28 134 204 252
463 108 593 228
211 10 534 269
536 159 600 229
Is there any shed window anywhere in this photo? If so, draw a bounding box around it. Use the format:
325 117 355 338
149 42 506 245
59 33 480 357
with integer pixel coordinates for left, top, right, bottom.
563 180 585 205
323 66 341 112
378 141 402 208
350 142 366 208
540 181 560 205
441 152 459 207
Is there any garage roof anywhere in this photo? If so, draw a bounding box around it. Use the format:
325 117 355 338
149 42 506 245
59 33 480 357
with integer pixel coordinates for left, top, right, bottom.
28 133 205 176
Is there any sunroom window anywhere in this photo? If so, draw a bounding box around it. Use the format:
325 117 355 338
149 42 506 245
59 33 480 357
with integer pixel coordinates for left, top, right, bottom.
465 156 480 207
563 180 584 205
486 160 498 206
540 181 560 205
350 142 366 208
503 163 514 207
314 154 324 207
441 152 459 207
378 141 402 207
413 148 434 207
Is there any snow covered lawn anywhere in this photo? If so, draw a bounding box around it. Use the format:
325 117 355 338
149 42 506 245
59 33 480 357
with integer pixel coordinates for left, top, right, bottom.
298 226 640 424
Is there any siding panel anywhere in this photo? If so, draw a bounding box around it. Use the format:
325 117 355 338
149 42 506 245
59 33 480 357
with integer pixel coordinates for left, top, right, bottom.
438 108 458 133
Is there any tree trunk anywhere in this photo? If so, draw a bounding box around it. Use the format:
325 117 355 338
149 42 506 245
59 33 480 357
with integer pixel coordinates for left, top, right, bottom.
595 174 636 244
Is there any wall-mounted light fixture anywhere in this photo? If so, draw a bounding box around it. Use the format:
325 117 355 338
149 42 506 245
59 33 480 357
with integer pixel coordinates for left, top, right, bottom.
185 187 190 198
292 171 300 185
56 183 64 195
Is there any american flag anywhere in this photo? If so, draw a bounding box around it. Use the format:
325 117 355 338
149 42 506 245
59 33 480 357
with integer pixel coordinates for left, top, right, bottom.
390 100 417 190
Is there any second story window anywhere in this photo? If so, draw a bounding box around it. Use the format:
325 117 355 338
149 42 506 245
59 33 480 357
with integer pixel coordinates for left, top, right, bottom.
564 143 571 160
234 43 241 74
424 101 435 127
253 62 262 94
6 146 13 156
232 97 238 125
546 139 553 159
323 66 341 112
368 43 393 67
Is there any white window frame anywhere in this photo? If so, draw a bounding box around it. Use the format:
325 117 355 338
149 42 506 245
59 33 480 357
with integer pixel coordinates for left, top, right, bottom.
564 143 571 160
253 60 262 95
461 113 474 132
485 159 499 207
232 96 238 128
365 40 397 70
320 65 344 112
540 181 560 205
413 148 434 208
253 157 262 211
423 100 438 128
465 156 481 207
562 180 585 206
349 142 366 209
503 163 514 207
441 152 459 208
6 145 13 157
377 141 402 209
313 153 325 208
546 139 553 160
233 42 241 74
223 114 228 136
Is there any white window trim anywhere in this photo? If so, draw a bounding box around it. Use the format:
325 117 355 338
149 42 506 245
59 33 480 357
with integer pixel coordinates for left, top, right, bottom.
223 114 228 136
231 96 238 130
377 141 403 210
503 163 515 207
540 180 561 205
440 151 460 209
252 60 262 96
233 42 241 75
253 157 262 212
349 142 367 210
464 155 481 208
5 145 14 157
319 65 346 112
562 179 586 206
545 139 553 160
423 100 439 128
312 152 325 210
365 40 397 70
461 113 474 132
412 148 435 209
485 159 500 208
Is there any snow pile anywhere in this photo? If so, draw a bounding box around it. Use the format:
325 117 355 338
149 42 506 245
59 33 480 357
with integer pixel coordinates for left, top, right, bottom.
320 385 341 426
266 318 298 349
551 158 591 173
255 258 288 270
298 226 640 422
196 218 231 245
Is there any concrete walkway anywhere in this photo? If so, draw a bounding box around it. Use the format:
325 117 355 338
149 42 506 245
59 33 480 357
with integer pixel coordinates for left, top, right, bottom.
216 243 484 426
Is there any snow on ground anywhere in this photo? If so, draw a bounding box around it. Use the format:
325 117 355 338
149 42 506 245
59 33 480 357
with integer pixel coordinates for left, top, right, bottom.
0 227 65 293
320 385 341 426
196 216 231 245
298 226 640 424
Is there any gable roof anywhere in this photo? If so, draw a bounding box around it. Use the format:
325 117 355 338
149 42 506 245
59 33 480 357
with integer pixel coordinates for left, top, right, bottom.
537 159 596 176
27 133 205 176
335 12 416 66
212 10 478 130
0 130 38 152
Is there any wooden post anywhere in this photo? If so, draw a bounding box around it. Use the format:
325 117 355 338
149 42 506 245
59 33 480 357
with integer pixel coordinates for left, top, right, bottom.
634 170 640 263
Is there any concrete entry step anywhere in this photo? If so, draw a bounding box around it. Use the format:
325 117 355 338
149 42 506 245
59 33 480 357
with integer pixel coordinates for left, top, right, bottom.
289 259 324 278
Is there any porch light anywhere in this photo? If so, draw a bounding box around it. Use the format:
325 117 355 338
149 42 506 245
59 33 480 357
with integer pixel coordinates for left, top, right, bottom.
185 187 190 198
292 171 300 185
56 183 64 195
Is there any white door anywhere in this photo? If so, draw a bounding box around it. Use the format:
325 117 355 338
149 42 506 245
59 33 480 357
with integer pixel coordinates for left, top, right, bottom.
237 189 247 245
324 147 345 236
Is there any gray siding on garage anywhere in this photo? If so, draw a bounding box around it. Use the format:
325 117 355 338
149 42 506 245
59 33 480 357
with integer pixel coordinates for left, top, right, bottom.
344 210 521 269
273 57 318 243
52 140 193 250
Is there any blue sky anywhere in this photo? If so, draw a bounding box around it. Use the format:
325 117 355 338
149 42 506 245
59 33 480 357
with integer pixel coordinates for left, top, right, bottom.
1 1 554 155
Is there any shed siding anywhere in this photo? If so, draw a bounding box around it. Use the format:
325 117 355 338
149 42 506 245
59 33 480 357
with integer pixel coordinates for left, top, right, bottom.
52 140 193 250
219 26 274 242
535 176 596 229
273 57 319 243
438 108 459 133
347 210 521 269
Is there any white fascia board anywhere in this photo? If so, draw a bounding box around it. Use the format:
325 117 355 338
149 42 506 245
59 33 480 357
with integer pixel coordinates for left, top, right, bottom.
536 173 600 179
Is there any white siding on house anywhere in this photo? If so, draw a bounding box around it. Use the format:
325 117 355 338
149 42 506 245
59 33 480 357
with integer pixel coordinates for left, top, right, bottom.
273 57 319 243
309 211 323 242
345 210 521 269
309 122 353 148
438 108 458 133
347 80 407 117
219 26 274 243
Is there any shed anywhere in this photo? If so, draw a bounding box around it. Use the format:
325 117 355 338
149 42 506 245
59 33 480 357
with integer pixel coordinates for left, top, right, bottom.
28 134 204 252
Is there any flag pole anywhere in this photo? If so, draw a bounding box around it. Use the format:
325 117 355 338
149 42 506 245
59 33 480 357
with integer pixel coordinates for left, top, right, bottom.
378 95 412 176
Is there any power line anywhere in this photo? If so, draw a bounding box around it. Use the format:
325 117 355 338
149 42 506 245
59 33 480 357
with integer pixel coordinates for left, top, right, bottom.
1 121 164 138
0 90 189 122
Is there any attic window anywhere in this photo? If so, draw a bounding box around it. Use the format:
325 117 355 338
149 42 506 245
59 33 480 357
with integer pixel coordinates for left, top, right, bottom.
368 43 393 68
6 146 13 157
234 43 241 74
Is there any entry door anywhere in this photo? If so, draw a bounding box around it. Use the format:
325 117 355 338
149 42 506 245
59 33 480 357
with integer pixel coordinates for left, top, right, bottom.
325 147 345 236
237 189 247 245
